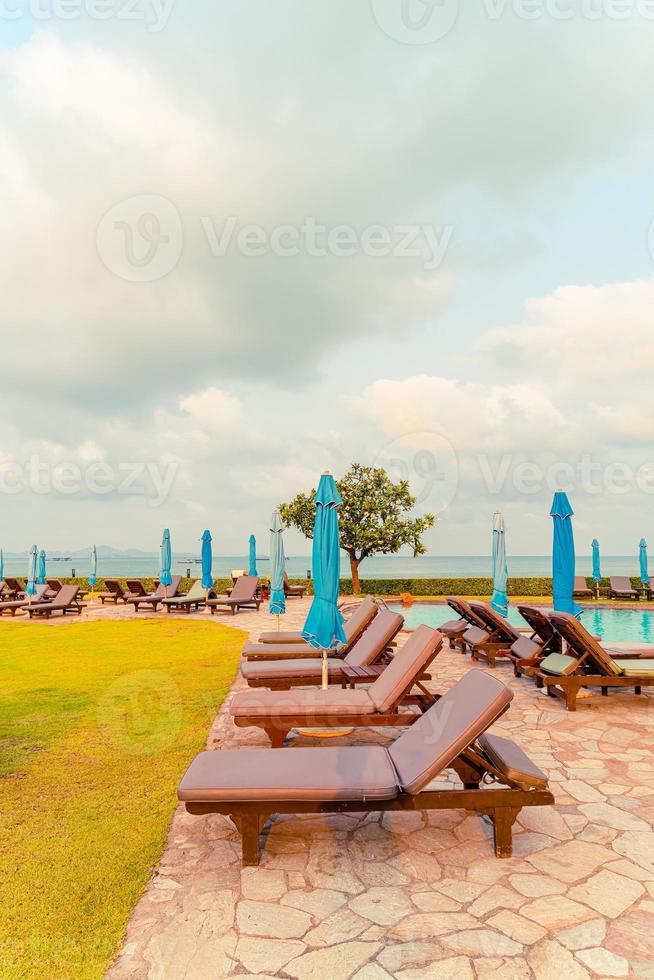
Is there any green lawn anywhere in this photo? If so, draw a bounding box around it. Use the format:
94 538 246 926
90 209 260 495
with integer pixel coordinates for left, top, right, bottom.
0 618 244 980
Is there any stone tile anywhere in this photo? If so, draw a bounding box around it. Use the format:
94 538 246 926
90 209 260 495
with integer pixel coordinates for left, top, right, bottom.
284 941 381 980
240 867 286 901
397 956 473 979
441 929 523 957
234 936 305 974
349 887 413 926
557 918 606 950
578 801 650 832
351 965 395 980
236 899 311 939
526 939 591 980
486 910 546 944
520 895 595 930
303 909 368 947
569 869 644 918
509 873 566 897
282 887 348 917
576 946 629 976
468 884 525 917
410 891 460 912
388 912 478 941
377 941 449 973
526 840 616 883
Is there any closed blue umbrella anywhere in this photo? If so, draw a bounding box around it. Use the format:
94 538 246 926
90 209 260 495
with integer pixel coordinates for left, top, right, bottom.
302 473 346 652
490 511 508 617
551 491 581 616
0 548 4 582
89 545 97 587
248 534 257 577
37 549 47 585
160 529 172 596
640 539 650 586
592 539 601 583
200 530 213 610
26 544 38 597
269 510 286 621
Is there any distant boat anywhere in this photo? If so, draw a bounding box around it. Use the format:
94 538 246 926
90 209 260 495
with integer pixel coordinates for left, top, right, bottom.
52 556 71 562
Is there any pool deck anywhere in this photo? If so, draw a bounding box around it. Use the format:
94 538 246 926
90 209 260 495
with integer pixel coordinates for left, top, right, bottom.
5 598 654 978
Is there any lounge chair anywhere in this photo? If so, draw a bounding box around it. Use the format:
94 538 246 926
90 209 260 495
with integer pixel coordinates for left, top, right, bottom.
573 576 592 598
241 608 405 689
98 580 127 604
46 578 63 594
162 580 214 613
509 605 562 677
2 578 24 601
461 602 522 668
26 585 84 618
284 572 306 598
439 596 488 650
232 625 442 746
245 596 378 659
125 579 148 599
126 575 182 612
178 669 553 866
0 584 49 617
532 612 654 710
609 576 640 601
207 575 260 616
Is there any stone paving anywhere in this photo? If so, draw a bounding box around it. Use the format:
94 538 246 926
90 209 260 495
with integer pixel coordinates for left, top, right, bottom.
14 596 654 978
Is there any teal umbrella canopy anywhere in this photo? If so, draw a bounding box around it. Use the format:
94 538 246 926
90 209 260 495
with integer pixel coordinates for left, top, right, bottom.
302 474 346 649
640 539 650 585
490 512 508 617
201 530 213 589
26 544 38 596
592 539 601 583
550 492 581 616
269 511 286 617
248 534 257 577
0 548 4 581
37 549 47 585
89 545 98 587
160 529 172 587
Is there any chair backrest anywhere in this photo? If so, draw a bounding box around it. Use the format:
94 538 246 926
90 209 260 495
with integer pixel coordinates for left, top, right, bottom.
126 580 147 596
342 596 377 645
611 577 633 591
446 597 486 628
516 605 557 644
105 580 124 596
548 612 622 676
574 576 589 590
344 609 404 668
5 578 23 591
389 670 514 795
32 584 49 603
185 580 206 600
229 575 258 601
153 575 182 599
46 579 63 591
50 585 79 607
370 626 442 713
469 601 520 642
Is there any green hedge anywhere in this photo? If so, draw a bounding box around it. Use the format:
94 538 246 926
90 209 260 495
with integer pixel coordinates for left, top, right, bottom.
30 575 647 598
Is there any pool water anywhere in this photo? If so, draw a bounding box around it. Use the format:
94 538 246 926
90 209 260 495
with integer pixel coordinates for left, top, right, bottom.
389 603 654 644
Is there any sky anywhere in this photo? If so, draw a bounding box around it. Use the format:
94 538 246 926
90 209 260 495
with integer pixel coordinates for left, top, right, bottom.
1 0 653 559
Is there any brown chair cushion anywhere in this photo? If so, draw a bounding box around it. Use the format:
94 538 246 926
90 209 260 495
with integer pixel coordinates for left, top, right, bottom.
248 598 379 656
439 619 467 637
344 610 404 668
370 626 442 713
462 625 488 649
389 670 513 795
241 658 341 682
230 688 375 719
477 733 548 790
510 635 542 659
177 746 399 802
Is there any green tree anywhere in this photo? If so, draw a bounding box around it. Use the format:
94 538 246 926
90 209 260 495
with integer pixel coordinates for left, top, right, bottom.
279 464 436 594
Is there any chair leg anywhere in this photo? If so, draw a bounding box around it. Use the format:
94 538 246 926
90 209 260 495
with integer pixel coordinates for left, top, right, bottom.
239 814 262 866
491 807 520 858
566 685 578 711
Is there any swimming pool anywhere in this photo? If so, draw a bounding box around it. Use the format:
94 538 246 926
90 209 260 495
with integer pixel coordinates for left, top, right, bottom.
389 602 654 644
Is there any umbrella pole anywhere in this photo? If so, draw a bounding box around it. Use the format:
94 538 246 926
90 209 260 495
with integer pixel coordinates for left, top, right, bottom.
322 650 328 690
276 614 280 632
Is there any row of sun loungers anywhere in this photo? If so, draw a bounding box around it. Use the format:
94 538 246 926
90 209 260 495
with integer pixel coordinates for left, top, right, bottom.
178 597 554 865
0 584 85 618
442 595 654 710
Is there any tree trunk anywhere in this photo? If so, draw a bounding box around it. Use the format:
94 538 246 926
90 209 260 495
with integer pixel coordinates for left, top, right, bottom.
350 556 362 595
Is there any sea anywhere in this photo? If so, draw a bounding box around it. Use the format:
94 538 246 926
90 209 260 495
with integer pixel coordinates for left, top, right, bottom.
1 554 644 580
